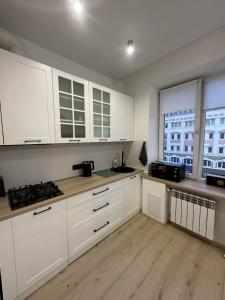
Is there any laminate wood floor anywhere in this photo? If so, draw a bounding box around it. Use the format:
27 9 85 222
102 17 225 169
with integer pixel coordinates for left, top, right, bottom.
27 214 225 300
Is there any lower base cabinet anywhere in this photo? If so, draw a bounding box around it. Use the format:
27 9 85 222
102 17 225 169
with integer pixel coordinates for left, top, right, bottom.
123 174 141 220
12 201 68 297
142 178 167 224
0 219 18 300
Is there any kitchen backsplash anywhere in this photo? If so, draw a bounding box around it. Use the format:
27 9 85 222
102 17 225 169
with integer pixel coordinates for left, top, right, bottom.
0 143 122 190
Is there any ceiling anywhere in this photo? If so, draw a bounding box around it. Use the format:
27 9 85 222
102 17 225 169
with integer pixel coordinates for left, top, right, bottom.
1 0 225 79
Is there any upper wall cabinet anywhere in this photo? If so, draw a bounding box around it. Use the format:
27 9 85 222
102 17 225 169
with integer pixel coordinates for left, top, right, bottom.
112 92 134 141
0 49 55 145
52 69 89 143
89 82 112 142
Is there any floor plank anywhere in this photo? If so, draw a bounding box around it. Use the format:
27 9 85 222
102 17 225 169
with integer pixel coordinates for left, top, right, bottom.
27 214 225 300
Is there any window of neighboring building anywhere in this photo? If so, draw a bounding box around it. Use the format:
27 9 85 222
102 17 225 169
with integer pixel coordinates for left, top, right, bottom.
170 156 180 163
220 132 225 140
219 147 224 154
220 118 225 125
177 134 180 140
209 132 214 139
171 145 174 151
208 146 212 153
205 118 215 126
218 161 225 169
171 133 175 140
184 146 188 152
185 133 189 140
177 146 180 151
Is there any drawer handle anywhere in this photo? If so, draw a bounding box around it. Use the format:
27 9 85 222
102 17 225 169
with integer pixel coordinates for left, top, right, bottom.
120 138 127 141
33 207 52 216
69 139 81 142
93 188 109 196
24 139 42 143
93 202 109 212
94 221 110 233
130 175 136 179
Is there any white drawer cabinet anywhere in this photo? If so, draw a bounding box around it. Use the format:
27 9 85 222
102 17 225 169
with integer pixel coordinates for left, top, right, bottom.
142 178 167 224
67 181 124 262
12 201 68 296
123 174 141 220
0 219 18 300
0 49 55 145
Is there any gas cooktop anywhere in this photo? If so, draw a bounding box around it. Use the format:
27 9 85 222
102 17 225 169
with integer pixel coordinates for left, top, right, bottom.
8 181 64 210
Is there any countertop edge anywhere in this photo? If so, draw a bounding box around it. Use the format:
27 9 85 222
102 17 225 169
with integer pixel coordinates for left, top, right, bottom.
142 174 225 202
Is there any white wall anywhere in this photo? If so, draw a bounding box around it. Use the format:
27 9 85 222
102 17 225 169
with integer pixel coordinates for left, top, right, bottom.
0 143 122 190
122 27 225 169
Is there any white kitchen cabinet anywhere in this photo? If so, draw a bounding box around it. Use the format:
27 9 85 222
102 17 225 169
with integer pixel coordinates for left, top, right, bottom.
67 181 124 262
112 92 134 141
123 174 141 220
0 219 18 300
52 68 90 143
89 82 112 142
142 178 167 224
0 49 55 145
12 201 68 296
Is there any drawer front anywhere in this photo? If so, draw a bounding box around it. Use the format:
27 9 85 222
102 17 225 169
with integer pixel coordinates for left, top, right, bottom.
67 181 124 228
68 201 123 259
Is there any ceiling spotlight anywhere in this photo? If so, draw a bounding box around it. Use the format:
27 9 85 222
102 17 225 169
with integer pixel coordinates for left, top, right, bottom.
74 0 83 14
127 40 134 55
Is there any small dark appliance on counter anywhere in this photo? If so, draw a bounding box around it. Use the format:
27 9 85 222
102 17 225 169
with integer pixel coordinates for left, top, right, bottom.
73 161 95 177
206 174 225 188
0 176 6 197
8 181 63 210
150 161 185 182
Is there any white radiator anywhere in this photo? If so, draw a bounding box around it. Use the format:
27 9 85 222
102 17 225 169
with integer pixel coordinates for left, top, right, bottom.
170 189 216 240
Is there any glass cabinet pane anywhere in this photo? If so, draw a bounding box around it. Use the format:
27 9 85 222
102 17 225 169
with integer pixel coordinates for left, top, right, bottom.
93 101 102 114
103 115 110 126
60 109 73 123
60 93 72 109
74 111 85 124
75 125 85 138
73 81 84 97
103 103 110 115
94 127 102 138
74 97 84 111
93 88 101 101
103 127 110 138
59 77 72 94
94 114 102 126
61 124 73 138
103 91 110 104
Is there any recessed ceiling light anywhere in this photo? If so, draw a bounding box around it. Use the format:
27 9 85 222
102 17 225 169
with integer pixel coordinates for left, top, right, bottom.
74 0 83 14
127 40 134 55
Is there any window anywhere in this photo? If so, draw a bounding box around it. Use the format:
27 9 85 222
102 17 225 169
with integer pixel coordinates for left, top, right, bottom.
209 132 214 139
220 117 225 125
171 133 175 140
164 146 167 151
205 118 215 126
220 132 225 140
165 123 168 128
171 145 174 151
160 76 225 179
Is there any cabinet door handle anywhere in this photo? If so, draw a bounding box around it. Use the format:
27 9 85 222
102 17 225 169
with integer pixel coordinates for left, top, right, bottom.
93 202 109 212
33 206 52 216
120 138 127 141
93 221 110 233
24 139 42 143
130 175 136 179
69 139 81 142
93 187 109 196
99 138 108 142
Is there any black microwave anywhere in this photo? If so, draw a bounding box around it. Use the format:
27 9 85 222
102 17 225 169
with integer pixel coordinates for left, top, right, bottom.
150 161 185 182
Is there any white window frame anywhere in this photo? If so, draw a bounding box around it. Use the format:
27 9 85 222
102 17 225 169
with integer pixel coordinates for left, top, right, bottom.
159 79 202 179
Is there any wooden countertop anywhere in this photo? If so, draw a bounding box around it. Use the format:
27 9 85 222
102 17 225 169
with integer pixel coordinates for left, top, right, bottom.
0 169 143 222
142 174 225 202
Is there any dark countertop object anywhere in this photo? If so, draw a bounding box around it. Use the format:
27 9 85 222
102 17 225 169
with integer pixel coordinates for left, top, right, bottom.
142 174 225 202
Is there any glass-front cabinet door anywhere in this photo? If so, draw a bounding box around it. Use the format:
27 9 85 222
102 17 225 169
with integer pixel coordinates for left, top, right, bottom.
90 82 112 142
53 69 89 143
